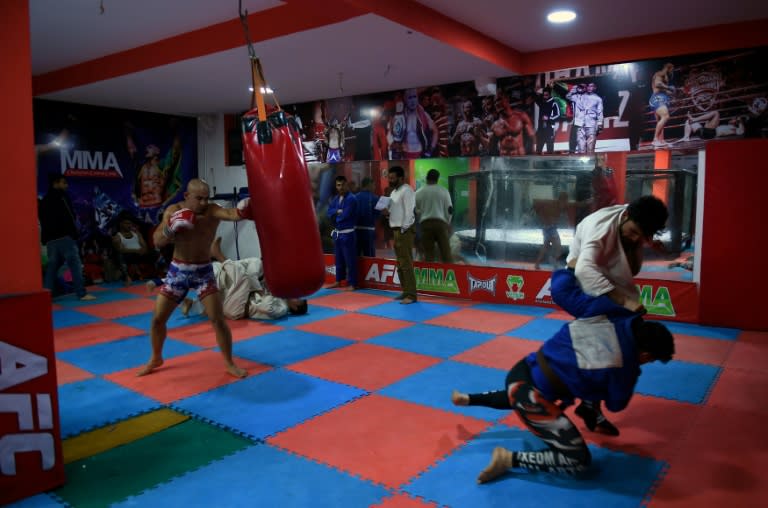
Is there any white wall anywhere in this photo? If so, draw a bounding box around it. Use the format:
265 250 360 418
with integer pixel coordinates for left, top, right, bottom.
197 114 260 261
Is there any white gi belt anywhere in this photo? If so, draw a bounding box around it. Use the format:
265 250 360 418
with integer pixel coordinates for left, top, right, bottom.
331 228 355 239
355 226 375 231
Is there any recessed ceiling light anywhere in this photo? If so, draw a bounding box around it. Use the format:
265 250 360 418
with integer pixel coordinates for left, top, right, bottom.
547 9 576 24
248 86 274 94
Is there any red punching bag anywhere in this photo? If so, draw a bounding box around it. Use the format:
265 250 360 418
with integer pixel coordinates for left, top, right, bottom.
240 72 325 298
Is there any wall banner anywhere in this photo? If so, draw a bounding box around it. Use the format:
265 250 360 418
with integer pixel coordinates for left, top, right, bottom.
324 254 699 323
0 293 64 505
33 99 198 239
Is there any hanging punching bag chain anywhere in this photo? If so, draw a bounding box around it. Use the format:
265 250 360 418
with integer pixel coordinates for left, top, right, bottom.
238 0 280 120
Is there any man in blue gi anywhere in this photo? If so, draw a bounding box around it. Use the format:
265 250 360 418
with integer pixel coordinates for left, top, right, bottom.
327 175 359 289
452 268 675 482
354 177 379 257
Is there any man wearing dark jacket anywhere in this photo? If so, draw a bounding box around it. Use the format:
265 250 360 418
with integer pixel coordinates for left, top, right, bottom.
39 174 95 300
452 268 674 482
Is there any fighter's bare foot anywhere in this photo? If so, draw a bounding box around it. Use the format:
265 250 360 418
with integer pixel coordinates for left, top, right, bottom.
180 298 193 317
326 282 341 289
477 447 514 484
227 364 248 378
137 358 163 376
451 390 469 406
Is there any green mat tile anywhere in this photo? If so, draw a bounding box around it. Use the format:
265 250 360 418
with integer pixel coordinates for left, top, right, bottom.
54 418 254 507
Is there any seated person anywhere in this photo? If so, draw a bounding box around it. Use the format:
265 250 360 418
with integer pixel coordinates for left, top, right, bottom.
112 214 149 284
182 237 308 320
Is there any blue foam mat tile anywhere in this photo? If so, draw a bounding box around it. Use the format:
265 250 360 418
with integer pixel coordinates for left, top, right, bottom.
662 321 740 340
473 303 554 316
5 493 67 508
53 290 139 307
276 305 346 327
172 369 366 439
367 324 494 358
504 318 568 341
635 360 721 404
358 301 461 322
235 329 353 367
57 378 159 438
404 425 666 508
111 444 389 508
52 309 103 329
378 360 508 421
56 335 201 375
307 287 339 299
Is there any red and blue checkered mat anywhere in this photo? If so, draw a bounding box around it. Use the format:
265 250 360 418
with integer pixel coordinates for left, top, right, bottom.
12 282 768 507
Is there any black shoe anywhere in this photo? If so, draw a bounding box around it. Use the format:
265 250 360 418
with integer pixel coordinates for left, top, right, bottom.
394 293 406 300
575 402 620 436
594 416 620 436
575 402 598 431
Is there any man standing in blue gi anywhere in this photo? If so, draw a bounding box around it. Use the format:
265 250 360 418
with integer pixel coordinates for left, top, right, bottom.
327 175 359 289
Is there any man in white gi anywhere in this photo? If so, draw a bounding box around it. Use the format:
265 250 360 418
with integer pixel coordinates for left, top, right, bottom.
182 238 308 320
566 195 669 436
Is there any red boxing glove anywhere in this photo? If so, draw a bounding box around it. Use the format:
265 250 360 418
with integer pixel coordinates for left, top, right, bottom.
236 198 254 220
164 208 195 238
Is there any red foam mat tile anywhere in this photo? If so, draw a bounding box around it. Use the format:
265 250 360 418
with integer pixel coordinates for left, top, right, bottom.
417 294 474 307
55 359 94 385
452 336 542 370
672 334 733 365
289 343 441 391
425 308 534 334
117 283 158 297
105 350 270 404
295 313 412 341
372 493 438 508
310 291 394 311
727 331 768 373
705 367 768 415
168 319 283 347
647 405 768 507
545 309 573 320
54 322 145 352
268 394 490 489
76 297 158 319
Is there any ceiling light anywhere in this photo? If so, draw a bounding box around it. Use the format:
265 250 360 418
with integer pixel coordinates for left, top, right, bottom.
248 86 274 94
547 10 576 24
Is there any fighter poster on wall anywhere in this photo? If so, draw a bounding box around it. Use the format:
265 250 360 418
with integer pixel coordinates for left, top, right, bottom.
33 99 197 240
288 80 480 163
500 46 768 154
284 46 767 162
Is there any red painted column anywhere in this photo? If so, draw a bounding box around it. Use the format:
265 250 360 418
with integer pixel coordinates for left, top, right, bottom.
0 1 65 504
699 139 768 330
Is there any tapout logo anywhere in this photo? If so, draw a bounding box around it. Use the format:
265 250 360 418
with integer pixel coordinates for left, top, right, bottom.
467 273 497 295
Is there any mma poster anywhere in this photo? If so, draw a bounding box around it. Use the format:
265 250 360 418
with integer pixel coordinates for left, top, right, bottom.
33 99 197 241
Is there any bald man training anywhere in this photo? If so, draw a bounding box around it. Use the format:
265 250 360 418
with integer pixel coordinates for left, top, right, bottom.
138 178 254 378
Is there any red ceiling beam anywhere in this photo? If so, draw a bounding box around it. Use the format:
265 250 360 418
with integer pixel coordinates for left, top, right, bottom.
33 1 366 95
339 0 522 73
522 19 768 75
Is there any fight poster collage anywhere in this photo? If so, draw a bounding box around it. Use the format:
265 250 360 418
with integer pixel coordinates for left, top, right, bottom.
287 47 768 163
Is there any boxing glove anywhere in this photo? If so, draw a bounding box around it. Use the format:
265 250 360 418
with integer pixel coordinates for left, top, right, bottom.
164 208 195 238
236 198 254 220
